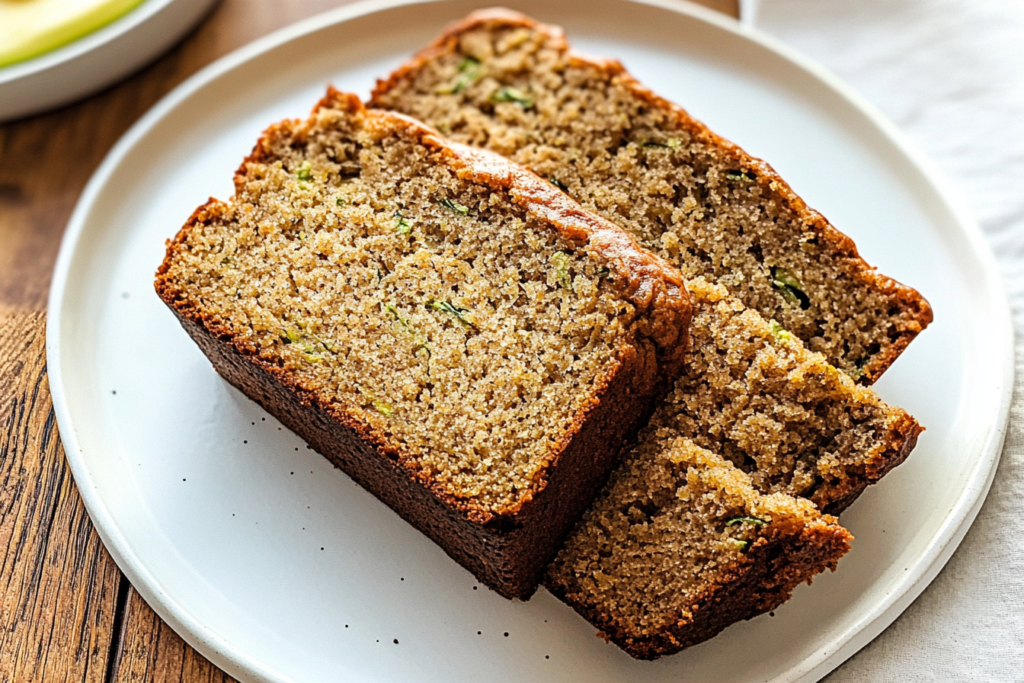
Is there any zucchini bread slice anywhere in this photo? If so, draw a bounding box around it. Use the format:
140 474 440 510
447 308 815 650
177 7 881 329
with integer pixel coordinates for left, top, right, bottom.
544 278 916 659
546 436 852 659
155 89 691 599
370 9 933 383
666 278 921 515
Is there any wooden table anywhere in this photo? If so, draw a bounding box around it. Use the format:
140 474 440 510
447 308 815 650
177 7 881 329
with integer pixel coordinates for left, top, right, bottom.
0 0 738 680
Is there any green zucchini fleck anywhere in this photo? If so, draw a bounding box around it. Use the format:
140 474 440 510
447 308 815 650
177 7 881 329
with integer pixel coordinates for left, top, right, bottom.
551 251 572 291
769 266 811 310
296 161 312 182
725 169 757 182
383 303 430 358
491 86 535 109
769 320 793 342
426 299 475 328
371 399 393 417
726 516 768 527
394 211 412 235
281 325 334 363
642 139 682 149
336 197 345 207
549 177 568 192
438 56 481 94
438 197 469 215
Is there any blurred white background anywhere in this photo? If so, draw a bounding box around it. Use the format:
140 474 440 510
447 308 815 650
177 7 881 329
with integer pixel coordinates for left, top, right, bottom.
747 1 1024 680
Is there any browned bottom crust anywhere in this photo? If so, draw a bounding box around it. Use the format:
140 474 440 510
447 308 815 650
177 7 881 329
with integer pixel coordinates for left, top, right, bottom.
166 299 650 597
546 518 851 659
820 413 922 515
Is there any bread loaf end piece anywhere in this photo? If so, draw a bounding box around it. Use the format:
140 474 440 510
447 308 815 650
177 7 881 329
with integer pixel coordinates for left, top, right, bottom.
546 438 852 659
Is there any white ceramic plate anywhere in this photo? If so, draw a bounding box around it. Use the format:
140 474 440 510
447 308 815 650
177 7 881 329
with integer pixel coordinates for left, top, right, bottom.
46 1 1013 681
0 0 218 122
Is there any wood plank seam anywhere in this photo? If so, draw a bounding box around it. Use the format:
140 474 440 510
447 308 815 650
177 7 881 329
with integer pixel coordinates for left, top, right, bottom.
103 575 130 683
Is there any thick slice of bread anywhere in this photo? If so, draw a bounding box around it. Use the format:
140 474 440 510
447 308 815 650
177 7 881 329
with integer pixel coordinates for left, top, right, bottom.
546 437 852 659
664 278 921 515
370 8 933 384
544 278 916 658
154 90 691 599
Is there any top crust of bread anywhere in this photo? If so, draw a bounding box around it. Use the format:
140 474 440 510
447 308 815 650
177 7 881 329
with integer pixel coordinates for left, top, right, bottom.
370 8 933 383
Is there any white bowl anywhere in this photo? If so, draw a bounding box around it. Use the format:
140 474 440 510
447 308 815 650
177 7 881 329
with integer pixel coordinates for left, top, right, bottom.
0 0 219 122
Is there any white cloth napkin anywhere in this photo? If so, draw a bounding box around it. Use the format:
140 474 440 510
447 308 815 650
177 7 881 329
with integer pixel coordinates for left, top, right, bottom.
749 1 1024 680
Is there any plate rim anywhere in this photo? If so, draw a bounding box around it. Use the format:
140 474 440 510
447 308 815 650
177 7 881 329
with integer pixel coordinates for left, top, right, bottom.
45 1 1015 681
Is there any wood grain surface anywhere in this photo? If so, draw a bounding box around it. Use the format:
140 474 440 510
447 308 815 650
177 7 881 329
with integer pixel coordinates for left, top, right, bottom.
108 590 234 683
0 1 738 681
0 312 124 683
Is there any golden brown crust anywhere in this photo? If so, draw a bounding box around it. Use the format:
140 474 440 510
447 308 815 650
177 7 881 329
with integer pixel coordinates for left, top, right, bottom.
370 8 933 385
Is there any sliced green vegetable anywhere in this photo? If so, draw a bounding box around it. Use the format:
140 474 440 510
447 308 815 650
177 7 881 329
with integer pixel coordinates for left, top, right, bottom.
491 86 535 109
426 299 475 328
726 516 768 527
394 211 412 235
769 266 811 310
549 177 568 192
336 197 346 207
551 251 572 291
438 197 469 215
371 399 393 417
727 538 748 551
296 161 312 182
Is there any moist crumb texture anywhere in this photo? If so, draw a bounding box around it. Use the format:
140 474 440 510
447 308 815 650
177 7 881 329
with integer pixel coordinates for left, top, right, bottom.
545 277 917 658
371 9 933 383
155 90 691 598
373 9 924 655
666 278 922 513
546 438 852 659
